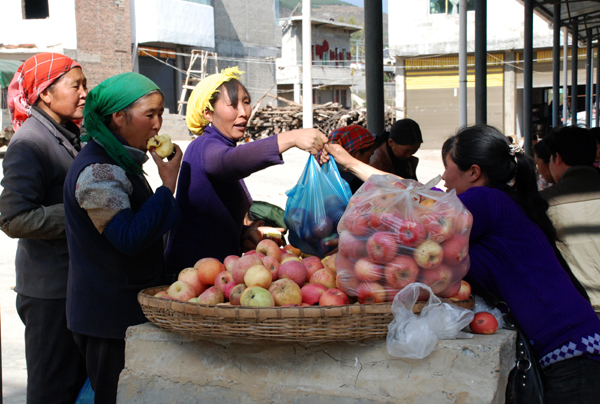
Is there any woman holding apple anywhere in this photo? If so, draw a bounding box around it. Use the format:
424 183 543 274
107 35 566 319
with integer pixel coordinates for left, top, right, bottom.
63 72 183 403
164 67 328 276
322 124 600 403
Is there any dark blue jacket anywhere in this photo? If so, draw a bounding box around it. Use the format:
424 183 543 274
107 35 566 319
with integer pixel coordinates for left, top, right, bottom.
64 140 179 339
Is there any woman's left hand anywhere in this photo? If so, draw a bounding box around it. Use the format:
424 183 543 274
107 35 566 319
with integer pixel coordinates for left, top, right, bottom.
151 143 183 194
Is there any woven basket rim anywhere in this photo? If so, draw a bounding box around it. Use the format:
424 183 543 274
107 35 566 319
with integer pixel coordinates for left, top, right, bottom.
138 285 474 319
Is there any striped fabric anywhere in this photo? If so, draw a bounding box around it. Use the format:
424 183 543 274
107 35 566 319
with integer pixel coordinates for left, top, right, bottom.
7 53 80 131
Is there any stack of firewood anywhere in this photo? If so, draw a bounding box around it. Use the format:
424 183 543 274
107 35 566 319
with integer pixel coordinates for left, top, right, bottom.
244 100 396 140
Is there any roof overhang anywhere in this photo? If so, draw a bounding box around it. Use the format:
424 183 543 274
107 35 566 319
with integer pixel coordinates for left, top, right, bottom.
531 0 600 43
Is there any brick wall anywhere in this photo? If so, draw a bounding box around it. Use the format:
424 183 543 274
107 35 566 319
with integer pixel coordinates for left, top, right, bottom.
70 0 133 88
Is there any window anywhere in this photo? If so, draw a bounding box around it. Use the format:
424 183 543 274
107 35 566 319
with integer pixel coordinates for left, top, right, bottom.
430 0 474 15
23 0 49 19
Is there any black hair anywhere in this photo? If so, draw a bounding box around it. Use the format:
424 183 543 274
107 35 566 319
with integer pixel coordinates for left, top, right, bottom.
543 126 596 167
532 138 551 164
442 124 557 246
590 127 600 144
209 79 251 110
373 119 423 148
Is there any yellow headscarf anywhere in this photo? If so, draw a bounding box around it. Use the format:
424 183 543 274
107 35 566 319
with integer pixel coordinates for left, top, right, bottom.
186 66 244 135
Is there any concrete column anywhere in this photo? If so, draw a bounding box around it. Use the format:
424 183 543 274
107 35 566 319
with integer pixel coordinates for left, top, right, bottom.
293 82 301 104
504 51 517 137
395 57 407 120
302 0 313 128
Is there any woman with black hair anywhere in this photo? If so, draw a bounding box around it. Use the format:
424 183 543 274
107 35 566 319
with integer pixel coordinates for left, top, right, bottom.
369 118 422 180
322 124 600 403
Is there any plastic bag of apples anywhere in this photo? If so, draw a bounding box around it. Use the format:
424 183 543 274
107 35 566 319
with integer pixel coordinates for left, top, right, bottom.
284 155 351 258
335 174 473 304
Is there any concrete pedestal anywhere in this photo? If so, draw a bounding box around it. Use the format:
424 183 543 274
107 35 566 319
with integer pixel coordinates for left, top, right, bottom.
117 323 516 404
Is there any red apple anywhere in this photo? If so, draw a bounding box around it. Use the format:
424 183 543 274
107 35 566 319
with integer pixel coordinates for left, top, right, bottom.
154 290 168 298
385 287 402 302
344 210 371 236
421 211 454 242
278 260 308 286
448 280 471 302
470 312 499 334
303 256 325 279
222 281 238 300
214 270 235 292
197 286 225 305
312 216 333 238
322 253 337 273
260 255 280 281
356 282 386 304
441 235 469 265
268 278 302 306
167 280 196 302
338 231 367 260
336 270 360 294
309 268 337 289
319 288 350 306
453 210 474 235
194 258 226 286
354 258 384 282
419 263 453 294
231 255 263 284
384 255 420 289
256 239 282 262
413 240 443 269
301 283 328 305
393 219 427 247
366 231 398 264
244 250 257 255
177 267 207 296
229 284 246 305
224 255 240 272
280 254 302 264
437 280 462 299
244 264 272 289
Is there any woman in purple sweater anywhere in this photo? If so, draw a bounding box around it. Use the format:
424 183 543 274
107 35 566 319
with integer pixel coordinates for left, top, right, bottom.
164 67 327 275
323 125 600 403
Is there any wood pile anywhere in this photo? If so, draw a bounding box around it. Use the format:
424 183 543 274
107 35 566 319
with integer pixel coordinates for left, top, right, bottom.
244 100 396 140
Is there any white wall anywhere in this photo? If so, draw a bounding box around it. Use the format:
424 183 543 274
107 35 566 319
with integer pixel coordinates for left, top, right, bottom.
132 0 214 48
389 0 555 56
0 0 77 50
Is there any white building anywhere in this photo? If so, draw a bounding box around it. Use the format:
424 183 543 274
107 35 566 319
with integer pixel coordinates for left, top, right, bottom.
276 17 361 108
389 0 587 147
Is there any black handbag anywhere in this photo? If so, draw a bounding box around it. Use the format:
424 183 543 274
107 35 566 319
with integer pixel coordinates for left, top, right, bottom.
503 311 545 404
472 287 545 404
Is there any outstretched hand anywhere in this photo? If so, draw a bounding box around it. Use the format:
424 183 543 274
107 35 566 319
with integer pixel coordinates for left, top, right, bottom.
150 143 183 194
295 128 329 155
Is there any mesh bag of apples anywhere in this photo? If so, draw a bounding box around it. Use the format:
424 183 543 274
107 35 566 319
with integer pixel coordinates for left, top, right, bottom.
284 155 351 258
335 174 473 304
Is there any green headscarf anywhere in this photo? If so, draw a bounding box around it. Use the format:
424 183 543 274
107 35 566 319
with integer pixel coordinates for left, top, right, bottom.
82 72 160 175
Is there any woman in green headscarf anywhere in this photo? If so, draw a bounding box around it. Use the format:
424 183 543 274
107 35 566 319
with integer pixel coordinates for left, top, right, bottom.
63 72 182 403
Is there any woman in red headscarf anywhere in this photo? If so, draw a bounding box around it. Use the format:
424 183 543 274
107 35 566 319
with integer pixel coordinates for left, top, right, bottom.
0 53 88 403
328 125 376 194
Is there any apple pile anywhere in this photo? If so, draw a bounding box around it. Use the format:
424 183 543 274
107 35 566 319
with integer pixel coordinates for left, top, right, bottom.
153 239 352 307
335 176 473 303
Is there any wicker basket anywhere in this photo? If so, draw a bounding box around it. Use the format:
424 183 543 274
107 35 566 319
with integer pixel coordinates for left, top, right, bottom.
138 286 475 343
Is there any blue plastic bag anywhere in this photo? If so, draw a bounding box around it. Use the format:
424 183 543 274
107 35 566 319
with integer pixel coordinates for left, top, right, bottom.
284 155 351 257
75 378 94 404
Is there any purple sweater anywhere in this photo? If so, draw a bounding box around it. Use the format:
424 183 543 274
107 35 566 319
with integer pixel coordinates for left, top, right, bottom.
461 186 600 365
164 125 283 273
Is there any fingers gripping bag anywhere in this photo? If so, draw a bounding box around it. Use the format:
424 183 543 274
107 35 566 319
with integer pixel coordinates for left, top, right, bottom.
284 155 351 257
335 174 473 303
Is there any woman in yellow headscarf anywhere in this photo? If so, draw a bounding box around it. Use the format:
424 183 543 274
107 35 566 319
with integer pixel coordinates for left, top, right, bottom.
164 67 327 275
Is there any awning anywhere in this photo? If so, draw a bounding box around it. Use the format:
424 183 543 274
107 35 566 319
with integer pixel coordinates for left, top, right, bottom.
0 60 21 88
533 0 600 43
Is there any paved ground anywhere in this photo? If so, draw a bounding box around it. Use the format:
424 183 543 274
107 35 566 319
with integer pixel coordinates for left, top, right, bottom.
0 141 445 402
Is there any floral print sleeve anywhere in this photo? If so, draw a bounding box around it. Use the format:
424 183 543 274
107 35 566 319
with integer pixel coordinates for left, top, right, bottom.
75 164 133 233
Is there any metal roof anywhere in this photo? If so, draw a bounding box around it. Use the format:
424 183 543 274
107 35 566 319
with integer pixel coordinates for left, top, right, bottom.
533 0 600 43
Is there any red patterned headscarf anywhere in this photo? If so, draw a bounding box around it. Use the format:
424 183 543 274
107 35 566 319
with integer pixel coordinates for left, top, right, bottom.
328 125 375 154
7 53 81 131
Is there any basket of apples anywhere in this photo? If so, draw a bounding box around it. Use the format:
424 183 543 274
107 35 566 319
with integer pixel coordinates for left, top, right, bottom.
335 174 474 305
138 237 423 342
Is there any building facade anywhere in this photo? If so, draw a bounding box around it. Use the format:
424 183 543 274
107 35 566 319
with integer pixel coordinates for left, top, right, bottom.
276 17 361 108
389 0 591 148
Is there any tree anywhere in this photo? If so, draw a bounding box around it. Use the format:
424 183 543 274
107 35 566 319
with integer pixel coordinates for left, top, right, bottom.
348 15 358 26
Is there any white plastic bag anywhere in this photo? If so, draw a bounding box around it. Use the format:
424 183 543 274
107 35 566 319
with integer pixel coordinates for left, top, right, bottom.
386 283 475 359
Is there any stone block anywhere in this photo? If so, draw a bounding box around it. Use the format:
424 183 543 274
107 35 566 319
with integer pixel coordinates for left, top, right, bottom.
117 323 515 404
